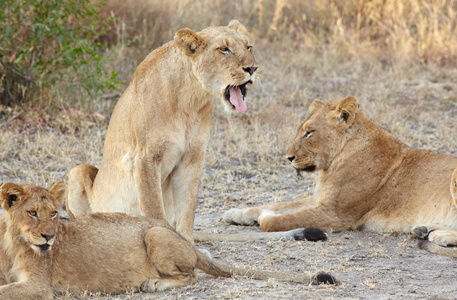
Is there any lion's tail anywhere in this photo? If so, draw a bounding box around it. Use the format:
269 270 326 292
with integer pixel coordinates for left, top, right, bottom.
418 240 457 258
195 250 336 285
66 164 99 219
193 228 327 242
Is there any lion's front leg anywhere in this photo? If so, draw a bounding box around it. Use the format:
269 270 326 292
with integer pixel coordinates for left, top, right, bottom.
171 152 206 242
0 281 52 300
258 204 352 232
223 198 316 226
134 154 167 220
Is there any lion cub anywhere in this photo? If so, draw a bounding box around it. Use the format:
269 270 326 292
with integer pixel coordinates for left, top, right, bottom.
0 182 334 299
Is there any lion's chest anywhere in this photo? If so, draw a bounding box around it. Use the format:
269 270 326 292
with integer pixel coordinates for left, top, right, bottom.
159 136 187 180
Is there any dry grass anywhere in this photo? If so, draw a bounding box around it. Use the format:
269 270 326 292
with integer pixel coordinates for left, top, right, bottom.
1 0 457 299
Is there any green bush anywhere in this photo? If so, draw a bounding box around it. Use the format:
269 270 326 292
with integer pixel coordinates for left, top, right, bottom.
0 0 120 107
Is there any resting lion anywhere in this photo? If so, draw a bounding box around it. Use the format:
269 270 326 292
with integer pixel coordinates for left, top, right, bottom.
66 20 259 242
224 96 457 256
0 182 334 300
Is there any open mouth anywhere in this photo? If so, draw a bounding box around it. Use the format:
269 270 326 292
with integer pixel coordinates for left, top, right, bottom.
303 165 316 172
224 81 251 112
295 165 316 174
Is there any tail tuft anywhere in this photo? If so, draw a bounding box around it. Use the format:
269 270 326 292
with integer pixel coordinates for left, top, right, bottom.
417 239 428 249
292 228 327 241
316 272 337 285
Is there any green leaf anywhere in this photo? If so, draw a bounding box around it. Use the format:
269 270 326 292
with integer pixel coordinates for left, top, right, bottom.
13 53 24 64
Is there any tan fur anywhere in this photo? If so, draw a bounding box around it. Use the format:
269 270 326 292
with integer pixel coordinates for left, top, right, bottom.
224 97 457 256
0 182 334 299
66 20 259 241
418 167 457 257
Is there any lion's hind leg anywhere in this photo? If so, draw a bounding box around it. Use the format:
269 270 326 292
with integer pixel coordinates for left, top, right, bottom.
143 226 198 292
66 164 98 218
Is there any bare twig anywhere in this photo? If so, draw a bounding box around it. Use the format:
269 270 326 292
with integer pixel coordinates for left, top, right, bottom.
4 111 22 125
100 93 121 99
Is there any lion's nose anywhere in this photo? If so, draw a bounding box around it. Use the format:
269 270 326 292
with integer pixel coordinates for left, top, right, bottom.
287 156 295 162
41 233 54 241
243 66 258 75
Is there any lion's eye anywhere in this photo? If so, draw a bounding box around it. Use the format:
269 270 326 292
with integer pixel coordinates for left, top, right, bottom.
28 210 37 217
50 211 58 218
219 47 231 54
303 131 313 139
247 45 252 51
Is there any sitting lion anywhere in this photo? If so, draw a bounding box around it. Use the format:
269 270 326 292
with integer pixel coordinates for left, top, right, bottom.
66 20 259 242
0 182 334 299
223 96 457 256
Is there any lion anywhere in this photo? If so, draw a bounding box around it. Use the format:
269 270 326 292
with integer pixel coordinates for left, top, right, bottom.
66 20 259 242
0 182 335 300
223 96 457 256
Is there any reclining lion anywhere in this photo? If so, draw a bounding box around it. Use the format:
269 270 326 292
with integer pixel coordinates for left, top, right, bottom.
0 182 334 299
224 96 457 256
66 20 259 242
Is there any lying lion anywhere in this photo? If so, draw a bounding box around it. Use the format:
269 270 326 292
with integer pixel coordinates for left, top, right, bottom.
0 182 334 299
224 96 457 256
66 20 259 242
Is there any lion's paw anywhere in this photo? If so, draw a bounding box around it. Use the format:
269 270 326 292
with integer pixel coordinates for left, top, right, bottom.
222 208 258 226
141 279 159 292
412 226 429 239
428 230 457 247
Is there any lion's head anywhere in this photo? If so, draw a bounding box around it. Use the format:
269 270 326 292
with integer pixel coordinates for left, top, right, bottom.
0 181 65 254
174 20 258 112
286 96 359 173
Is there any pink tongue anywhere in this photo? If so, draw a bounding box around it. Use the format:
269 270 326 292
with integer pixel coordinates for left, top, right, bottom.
229 86 247 112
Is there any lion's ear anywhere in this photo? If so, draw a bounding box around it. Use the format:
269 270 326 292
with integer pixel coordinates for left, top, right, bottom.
0 183 26 210
174 28 207 56
48 181 66 209
336 96 358 125
310 99 322 112
327 96 358 131
228 20 249 36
